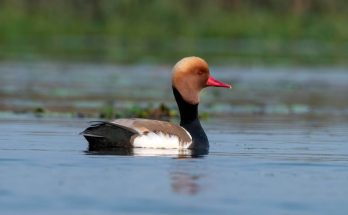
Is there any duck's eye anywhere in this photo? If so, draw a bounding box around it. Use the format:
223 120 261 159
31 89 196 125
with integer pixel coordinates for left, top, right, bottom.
196 70 204 75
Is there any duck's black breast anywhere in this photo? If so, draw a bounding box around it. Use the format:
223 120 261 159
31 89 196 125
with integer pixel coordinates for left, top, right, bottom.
181 119 209 150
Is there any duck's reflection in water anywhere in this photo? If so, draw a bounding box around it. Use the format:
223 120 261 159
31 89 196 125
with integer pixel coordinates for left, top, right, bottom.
170 171 204 195
85 147 208 196
86 147 208 158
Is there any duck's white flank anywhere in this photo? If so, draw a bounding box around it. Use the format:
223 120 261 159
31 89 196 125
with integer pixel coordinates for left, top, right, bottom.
133 132 192 149
132 148 192 157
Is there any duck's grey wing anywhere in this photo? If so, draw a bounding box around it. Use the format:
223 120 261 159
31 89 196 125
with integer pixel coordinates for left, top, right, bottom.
81 121 139 150
111 118 192 148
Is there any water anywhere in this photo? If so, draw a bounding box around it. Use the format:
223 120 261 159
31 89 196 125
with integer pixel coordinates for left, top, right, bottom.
1 62 348 214
1 115 348 215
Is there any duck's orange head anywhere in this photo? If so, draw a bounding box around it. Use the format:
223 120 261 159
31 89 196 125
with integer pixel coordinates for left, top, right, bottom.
172 56 231 104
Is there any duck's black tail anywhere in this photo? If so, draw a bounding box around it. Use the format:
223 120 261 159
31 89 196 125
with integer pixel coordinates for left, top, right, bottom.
81 121 137 150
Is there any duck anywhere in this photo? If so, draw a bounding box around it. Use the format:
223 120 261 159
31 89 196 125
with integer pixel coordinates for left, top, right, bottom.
81 57 231 151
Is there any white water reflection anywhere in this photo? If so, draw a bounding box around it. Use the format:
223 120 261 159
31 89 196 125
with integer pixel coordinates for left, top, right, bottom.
86 148 207 158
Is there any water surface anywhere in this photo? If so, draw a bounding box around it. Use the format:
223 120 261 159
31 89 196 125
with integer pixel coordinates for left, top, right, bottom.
1 62 347 214
1 115 347 214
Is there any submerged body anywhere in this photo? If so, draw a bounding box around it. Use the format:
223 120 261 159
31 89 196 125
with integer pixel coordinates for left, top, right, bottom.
81 57 231 150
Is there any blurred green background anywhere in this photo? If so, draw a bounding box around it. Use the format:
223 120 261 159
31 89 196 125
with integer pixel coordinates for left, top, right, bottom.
1 0 348 118
1 0 348 65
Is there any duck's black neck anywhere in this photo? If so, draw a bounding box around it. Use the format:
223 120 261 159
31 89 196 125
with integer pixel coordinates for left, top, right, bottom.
172 87 209 149
172 87 198 123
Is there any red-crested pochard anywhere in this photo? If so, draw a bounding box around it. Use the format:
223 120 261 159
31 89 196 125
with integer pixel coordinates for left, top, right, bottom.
82 57 231 151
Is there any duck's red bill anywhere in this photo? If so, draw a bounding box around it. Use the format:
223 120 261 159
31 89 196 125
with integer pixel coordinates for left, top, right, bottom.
206 76 232 88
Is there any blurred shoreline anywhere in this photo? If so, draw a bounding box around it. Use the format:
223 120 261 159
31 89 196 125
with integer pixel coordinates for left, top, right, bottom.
1 61 347 118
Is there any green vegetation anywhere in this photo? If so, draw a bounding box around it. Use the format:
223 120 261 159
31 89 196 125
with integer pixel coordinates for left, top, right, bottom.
1 0 348 64
4 103 213 121
99 103 175 120
7 103 171 120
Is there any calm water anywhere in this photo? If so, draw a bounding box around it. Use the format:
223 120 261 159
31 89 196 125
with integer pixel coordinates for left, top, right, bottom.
1 62 348 214
1 114 348 215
